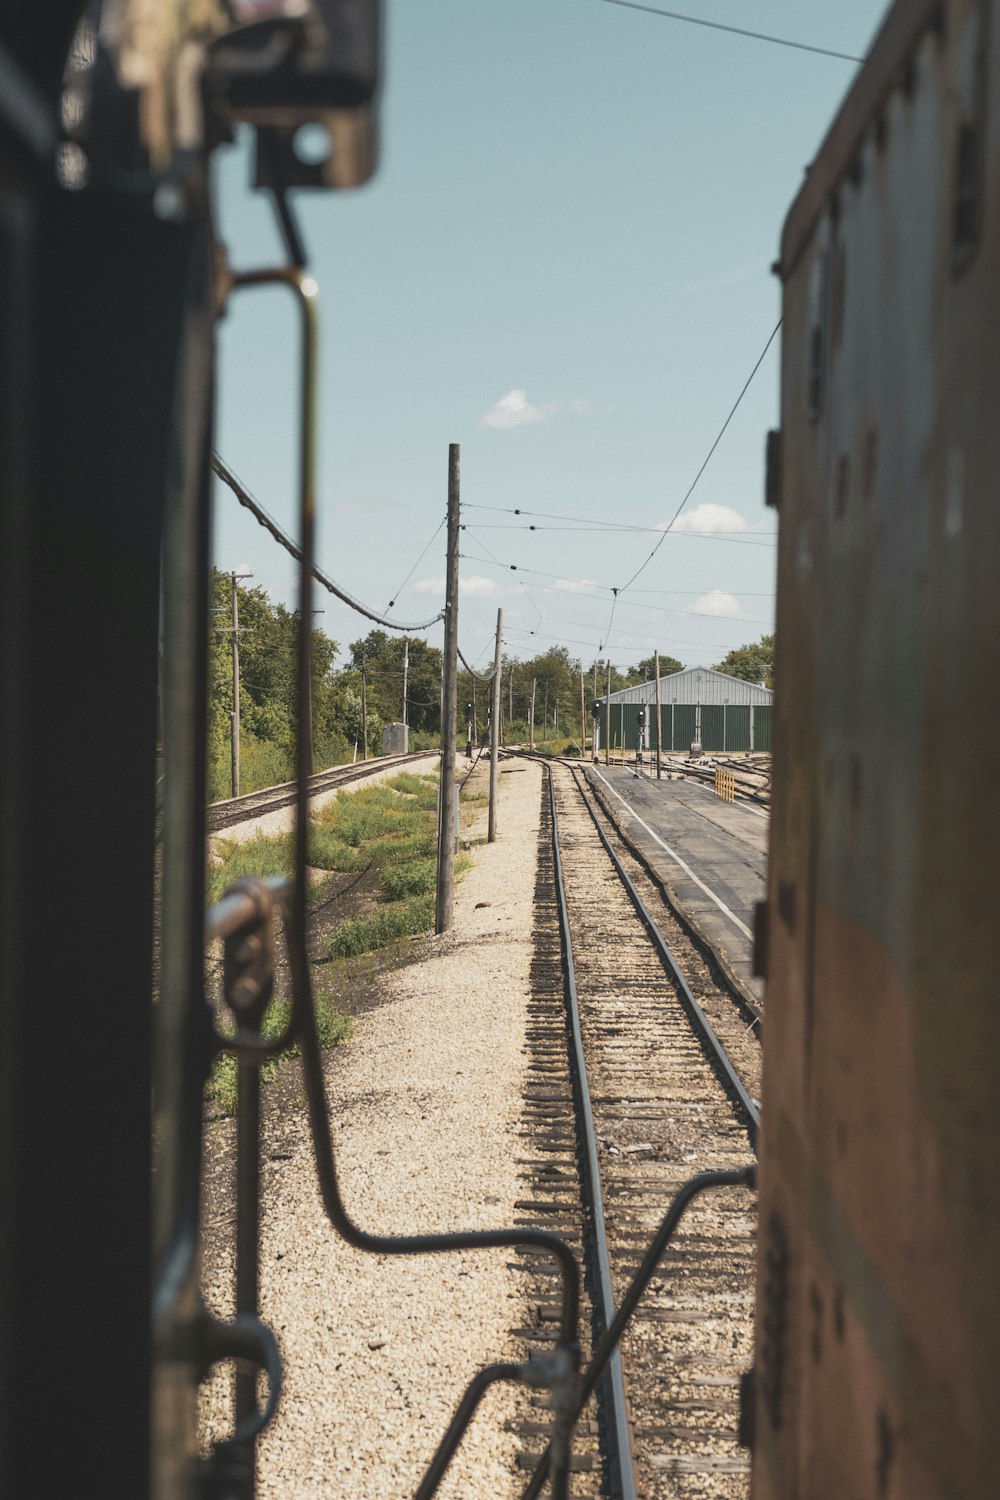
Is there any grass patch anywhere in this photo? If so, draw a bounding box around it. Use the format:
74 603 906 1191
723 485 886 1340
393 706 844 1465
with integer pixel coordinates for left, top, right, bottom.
329 892 436 958
533 737 585 758
379 857 437 901
207 832 294 906
208 990 352 1115
387 771 431 796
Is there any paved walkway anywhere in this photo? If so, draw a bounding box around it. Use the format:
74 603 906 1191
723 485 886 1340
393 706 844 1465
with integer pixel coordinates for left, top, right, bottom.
586 764 767 1006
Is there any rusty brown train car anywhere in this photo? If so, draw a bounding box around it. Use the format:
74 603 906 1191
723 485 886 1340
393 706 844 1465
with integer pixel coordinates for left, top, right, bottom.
751 1 1000 1495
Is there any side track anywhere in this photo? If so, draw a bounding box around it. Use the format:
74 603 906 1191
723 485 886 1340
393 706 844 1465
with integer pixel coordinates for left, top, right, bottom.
206 750 435 831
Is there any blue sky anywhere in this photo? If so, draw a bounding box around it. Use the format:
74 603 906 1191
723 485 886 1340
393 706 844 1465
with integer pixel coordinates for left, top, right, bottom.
213 1 886 671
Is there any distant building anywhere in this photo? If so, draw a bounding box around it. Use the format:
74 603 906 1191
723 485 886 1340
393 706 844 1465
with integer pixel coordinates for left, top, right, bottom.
602 667 772 753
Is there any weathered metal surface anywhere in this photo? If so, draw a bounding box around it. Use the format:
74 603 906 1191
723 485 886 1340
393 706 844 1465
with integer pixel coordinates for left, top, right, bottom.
754 2 1000 1497
608 667 773 707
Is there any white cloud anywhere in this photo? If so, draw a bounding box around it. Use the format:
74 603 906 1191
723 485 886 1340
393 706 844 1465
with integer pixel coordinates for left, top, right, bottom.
554 577 600 594
478 389 593 429
693 590 742 617
413 574 497 597
667 503 748 535
460 575 499 596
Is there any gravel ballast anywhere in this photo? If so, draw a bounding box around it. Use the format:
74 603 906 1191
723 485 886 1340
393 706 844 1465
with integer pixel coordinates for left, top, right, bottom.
217 753 442 845
202 756 544 1497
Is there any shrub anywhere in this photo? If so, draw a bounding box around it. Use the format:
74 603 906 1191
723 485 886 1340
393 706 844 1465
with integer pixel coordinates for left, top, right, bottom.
328 893 435 958
207 832 293 906
379 858 437 901
207 990 352 1115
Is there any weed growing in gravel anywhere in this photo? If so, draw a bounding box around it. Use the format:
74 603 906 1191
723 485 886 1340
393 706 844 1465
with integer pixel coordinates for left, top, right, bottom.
209 772 473 969
207 990 352 1116
387 771 440 809
378 857 437 901
207 832 293 905
329 893 435 958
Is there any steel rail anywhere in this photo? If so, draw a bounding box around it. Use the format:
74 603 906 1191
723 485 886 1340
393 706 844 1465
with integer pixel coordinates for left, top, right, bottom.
570 765 761 1143
520 766 757 1500
205 749 433 831
674 758 770 806
206 259 582 1499
547 773 639 1500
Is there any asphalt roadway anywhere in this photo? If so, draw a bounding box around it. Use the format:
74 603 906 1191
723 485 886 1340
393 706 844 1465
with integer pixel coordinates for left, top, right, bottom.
585 762 768 1008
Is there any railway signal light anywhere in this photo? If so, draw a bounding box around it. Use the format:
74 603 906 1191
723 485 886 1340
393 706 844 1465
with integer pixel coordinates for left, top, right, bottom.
635 706 646 777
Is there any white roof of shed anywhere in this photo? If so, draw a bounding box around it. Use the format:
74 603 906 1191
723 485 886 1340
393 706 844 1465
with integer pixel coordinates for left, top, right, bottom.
606 666 772 706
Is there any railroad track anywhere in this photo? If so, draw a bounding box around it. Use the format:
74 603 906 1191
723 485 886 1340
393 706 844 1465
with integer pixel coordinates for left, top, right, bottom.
205 749 436 832
515 761 759 1498
670 757 770 808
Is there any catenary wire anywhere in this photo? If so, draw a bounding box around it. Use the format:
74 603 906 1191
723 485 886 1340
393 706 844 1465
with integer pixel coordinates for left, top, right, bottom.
457 551 775 613
383 516 446 617
212 454 444 633
615 319 782 598
601 1 865 64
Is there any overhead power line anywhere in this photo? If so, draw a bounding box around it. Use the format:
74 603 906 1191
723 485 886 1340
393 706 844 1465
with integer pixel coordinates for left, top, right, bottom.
601 1 865 64
616 319 782 597
212 455 445 634
383 516 446 617
457 647 489 681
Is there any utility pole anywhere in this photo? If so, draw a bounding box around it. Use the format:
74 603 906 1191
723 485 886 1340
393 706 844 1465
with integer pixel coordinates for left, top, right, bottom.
402 638 409 735
488 608 503 843
529 678 536 751
361 657 368 761
654 649 663 779
509 663 514 736
605 662 611 766
231 572 241 798
228 569 252 797
580 671 586 760
543 683 549 745
436 444 461 933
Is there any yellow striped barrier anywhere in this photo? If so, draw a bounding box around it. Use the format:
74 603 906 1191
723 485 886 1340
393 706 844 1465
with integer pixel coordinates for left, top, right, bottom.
715 767 736 803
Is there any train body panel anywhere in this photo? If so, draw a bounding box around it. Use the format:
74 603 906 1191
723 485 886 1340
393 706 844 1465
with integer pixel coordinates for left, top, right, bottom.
754 1 1000 1496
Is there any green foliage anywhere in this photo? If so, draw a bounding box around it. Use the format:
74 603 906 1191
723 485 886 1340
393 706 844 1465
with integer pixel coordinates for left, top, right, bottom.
714 634 774 687
208 569 342 800
208 990 352 1115
207 832 294 906
379 857 437 901
387 772 439 809
387 772 428 794
329 893 436 958
348 629 442 735
625 653 683 685
534 737 585 758
206 571 702 799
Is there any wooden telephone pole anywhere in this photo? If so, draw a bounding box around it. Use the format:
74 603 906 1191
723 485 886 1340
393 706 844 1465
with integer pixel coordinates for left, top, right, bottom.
230 572 241 798
654 649 663 778
488 608 503 842
605 661 611 766
436 445 461 934
580 671 586 760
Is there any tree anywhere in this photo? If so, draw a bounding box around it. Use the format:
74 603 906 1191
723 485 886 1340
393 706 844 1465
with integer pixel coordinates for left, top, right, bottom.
207 570 342 797
624 653 683 686
347 629 442 734
715 634 774 687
